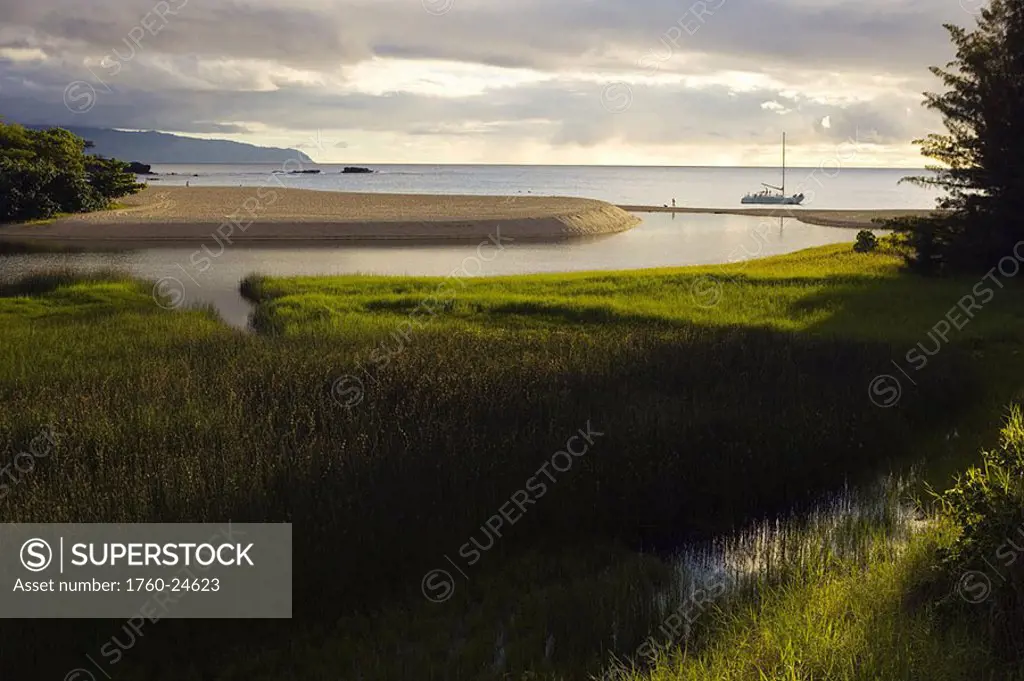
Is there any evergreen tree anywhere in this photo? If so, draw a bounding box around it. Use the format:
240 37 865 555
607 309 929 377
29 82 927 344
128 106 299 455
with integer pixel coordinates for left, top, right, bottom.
895 0 1024 273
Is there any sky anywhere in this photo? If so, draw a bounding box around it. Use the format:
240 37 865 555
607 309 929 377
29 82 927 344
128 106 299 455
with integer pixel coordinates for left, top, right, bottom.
0 0 983 166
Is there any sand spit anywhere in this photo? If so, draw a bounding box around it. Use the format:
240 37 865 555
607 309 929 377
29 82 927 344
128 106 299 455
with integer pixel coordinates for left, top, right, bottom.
620 206 934 229
0 187 641 246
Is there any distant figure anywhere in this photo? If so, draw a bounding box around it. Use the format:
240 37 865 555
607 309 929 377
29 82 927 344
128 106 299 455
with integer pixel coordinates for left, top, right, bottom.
671 198 676 208
186 180 190 187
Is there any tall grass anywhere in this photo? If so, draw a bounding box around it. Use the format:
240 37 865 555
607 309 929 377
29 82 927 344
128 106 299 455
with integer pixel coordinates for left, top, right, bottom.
617 416 1024 681
0 245 1018 678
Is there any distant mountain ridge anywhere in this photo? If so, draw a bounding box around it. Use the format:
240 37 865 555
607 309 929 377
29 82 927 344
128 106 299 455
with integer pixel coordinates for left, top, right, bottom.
27 126 313 164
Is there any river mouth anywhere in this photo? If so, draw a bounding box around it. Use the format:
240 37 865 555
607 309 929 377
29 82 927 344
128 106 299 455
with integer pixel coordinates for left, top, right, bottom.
0 213 874 330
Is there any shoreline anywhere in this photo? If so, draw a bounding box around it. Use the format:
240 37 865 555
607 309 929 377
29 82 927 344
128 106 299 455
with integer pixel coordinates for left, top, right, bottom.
0 232 625 251
0 187 640 247
0 187 933 249
619 206 933 229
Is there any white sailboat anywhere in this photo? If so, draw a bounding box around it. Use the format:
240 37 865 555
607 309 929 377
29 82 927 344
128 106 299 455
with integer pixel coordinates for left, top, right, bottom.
741 133 805 205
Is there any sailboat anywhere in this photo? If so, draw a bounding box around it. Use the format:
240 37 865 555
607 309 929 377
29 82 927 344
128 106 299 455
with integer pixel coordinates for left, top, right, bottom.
741 133 805 205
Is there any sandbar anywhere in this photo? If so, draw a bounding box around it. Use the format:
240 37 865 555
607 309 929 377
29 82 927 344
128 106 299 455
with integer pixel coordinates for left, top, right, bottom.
620 205 934 229
0 187 641 247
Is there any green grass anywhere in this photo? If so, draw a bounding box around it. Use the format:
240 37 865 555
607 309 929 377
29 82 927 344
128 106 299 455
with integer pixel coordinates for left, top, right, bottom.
245 243 1024 484
623 525 993 681
617 410 1024 681
242 245 1024 345
1 244 1023 678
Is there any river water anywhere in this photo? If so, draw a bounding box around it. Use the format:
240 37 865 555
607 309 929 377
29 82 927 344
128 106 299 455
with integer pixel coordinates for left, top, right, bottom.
0 212 878 329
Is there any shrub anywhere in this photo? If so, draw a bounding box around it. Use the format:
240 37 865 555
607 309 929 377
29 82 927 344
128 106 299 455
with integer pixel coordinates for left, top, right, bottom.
877 230 911 255
938 405 1024 658
853 230 878 253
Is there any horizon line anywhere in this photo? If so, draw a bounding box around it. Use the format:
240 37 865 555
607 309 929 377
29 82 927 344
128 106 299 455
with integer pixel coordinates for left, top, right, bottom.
146 161 932 170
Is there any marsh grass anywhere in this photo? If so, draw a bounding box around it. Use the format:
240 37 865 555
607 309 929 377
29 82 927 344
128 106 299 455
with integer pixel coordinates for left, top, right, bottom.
0 267 135 296
240 245 1024 347
623 527 999 681
1 245 1022 678
601 476 938 680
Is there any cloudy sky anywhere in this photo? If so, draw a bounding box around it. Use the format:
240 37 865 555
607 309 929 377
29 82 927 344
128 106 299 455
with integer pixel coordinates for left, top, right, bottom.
0 0 981 166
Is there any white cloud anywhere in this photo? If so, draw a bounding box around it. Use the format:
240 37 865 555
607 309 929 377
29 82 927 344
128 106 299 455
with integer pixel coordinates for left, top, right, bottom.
0 0 960 164
761 101 789 114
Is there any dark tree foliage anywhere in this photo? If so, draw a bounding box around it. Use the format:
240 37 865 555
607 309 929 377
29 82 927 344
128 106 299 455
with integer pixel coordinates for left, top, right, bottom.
853 230 878 253
86 156 148 200
0 121 144 223
893 0 1024 274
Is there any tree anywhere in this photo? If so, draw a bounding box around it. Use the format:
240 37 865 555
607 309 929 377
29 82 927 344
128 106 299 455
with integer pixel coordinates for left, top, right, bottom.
894 0 1024 273
0 121 144 223
86 156 146 201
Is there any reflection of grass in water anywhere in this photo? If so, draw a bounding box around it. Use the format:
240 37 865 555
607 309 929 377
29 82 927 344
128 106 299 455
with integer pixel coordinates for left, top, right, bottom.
0 233 133 254
0 239 93 254
706 477 915 588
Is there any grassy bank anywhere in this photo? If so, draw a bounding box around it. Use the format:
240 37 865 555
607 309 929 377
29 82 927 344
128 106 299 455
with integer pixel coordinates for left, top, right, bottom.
622 409 1024 681
240 244 1019 344
623 524 989 681
1 244 1022 677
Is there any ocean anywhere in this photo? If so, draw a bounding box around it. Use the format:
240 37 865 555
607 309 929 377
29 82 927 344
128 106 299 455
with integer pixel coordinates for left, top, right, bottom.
145 164 941 211
5 163 938 327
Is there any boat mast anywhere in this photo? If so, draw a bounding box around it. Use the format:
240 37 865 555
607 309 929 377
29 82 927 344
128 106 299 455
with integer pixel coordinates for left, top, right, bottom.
781 132 786 195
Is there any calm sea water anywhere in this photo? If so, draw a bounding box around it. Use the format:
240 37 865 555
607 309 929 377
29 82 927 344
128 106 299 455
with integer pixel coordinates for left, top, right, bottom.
4 164 922 327
1 213 878 329
147 164 939 211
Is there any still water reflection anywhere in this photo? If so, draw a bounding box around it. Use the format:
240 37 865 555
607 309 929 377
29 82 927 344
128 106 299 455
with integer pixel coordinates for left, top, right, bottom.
1 213 871 329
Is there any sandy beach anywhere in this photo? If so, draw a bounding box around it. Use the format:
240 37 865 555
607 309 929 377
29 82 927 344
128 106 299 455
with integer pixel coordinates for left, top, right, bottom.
620 205 933 229
0 187 641 246
0 187 929 250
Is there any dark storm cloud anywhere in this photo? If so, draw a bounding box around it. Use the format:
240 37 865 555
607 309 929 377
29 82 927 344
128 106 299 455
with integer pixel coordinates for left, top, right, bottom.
0 0 969 75
0 0 368 68
0 0 964 146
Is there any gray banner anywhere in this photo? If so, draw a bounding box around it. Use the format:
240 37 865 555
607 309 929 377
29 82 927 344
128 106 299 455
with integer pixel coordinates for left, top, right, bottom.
0 523 291 618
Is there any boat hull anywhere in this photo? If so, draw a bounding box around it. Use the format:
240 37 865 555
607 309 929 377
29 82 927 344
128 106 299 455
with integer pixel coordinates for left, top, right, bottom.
740 194 805 206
